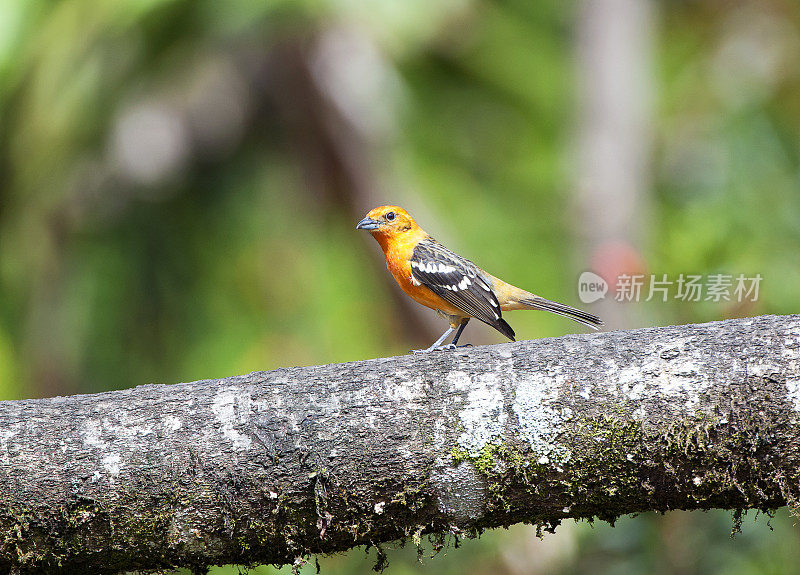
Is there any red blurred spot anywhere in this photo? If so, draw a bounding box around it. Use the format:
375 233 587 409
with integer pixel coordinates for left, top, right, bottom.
590 241 647 291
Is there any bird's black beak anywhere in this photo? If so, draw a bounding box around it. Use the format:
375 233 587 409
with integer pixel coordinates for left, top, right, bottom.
356 217 381 231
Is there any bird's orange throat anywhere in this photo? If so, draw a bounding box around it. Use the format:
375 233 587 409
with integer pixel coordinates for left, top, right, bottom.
369 228 428 258
369 230 394 254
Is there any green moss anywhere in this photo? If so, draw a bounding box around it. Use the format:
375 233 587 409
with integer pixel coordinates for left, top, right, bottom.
449 447 469 465
448 411 796 529
560 417 647 523
449 442 549 517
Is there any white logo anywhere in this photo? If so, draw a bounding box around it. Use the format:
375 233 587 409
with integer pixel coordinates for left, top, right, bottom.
578 271 608 303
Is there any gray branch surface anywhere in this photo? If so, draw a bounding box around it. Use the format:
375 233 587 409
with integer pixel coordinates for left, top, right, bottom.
2 315 800 574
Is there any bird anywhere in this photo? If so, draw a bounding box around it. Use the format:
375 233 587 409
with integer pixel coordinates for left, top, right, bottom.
356 205 603 352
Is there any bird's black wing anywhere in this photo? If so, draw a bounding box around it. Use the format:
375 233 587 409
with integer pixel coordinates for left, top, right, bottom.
410 238 515 340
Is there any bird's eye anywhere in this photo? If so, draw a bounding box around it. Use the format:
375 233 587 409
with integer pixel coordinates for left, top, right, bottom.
385 211 396 221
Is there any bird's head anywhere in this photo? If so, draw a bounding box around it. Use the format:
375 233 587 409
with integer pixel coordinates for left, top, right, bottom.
356 206 419 241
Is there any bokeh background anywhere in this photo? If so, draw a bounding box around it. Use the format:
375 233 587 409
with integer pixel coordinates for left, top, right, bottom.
1 0 799 573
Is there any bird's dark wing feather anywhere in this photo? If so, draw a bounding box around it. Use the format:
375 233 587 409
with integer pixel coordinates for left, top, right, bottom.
410 238 515 340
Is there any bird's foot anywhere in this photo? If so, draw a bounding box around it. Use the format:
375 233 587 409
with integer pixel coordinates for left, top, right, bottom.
411 344 453 353
410 344 472 354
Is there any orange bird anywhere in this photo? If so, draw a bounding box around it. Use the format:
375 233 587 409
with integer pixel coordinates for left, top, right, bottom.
357 205 602 352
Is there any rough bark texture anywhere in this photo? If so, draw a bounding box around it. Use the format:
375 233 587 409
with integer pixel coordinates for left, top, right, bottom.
2 315 800 574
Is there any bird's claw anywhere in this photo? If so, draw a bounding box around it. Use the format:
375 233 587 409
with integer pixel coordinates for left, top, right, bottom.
411 345 452 354
410 343 472 354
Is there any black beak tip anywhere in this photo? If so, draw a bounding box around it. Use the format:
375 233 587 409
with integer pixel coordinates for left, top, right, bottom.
356 217 381 231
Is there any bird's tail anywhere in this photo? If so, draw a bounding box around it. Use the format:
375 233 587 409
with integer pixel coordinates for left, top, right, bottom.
519 296 603 330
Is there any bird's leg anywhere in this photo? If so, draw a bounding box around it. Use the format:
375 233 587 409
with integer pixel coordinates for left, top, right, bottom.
435 319 473 350
411 327 453 354
450 320 469 346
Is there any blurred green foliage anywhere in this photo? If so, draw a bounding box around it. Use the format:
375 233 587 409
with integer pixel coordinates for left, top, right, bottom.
200 509 800 575
1 0 799 573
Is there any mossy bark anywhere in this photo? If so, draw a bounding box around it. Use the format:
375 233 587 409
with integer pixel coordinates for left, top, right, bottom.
1 315 799 574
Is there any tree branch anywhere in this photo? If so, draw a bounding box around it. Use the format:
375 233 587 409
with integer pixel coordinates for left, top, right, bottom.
2 315 800 573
